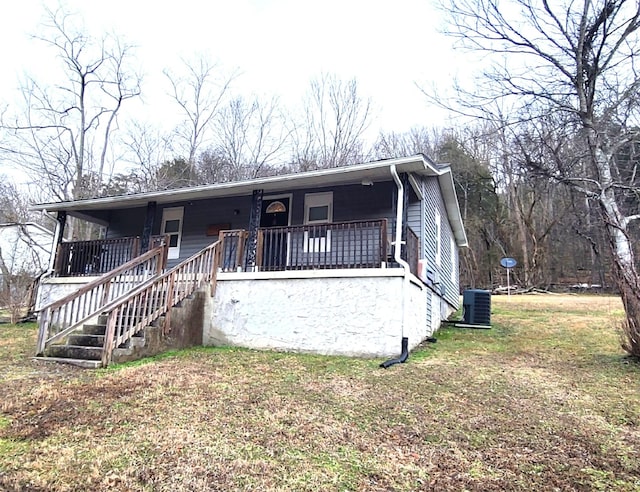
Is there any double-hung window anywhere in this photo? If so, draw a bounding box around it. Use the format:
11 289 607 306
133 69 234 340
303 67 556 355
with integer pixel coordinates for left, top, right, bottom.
303 192 333 253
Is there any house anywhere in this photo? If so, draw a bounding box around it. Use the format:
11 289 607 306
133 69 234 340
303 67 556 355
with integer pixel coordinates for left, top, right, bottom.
0 222 54 278
31 154 467 367
0 222 54 322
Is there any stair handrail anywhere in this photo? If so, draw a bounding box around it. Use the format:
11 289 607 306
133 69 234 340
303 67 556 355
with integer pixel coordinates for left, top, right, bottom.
100 240 221 366
36 243 167 355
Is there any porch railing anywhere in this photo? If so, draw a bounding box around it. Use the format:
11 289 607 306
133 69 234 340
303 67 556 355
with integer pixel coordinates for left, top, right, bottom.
218 230 249 272
403 227 420 277
53 235 166 277
36 242 167 355
101 240 220 366
220 219 389 272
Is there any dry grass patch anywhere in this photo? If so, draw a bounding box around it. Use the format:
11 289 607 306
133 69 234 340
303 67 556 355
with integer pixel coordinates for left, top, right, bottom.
1 295 639 491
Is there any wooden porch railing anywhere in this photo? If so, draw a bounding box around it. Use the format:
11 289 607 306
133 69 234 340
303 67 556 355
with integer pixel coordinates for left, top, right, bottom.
54 237 140 277
218 230 249 272
36 243 167 355
220 220 390 272
100 240 220 366
53 235 166 277
404 227 420 277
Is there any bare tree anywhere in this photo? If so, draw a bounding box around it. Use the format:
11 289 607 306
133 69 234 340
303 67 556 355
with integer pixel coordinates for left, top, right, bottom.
0 224 51 323
212 95 289 180
120 121 173 192
440 0 640 356
0 180 32 223
372 127 439 159
291 74 372 169
0 6 141 203
164 56 237 176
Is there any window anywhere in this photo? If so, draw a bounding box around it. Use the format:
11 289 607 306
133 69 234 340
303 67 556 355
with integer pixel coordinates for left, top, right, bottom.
161 207 184 260
304 192 333 224
304 192 333 253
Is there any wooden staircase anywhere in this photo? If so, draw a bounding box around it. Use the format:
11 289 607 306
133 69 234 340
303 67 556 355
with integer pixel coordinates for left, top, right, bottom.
39 314 145 368
36 240 221 368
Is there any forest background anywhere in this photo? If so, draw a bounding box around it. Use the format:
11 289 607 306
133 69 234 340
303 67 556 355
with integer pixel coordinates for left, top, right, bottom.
0 1 637 300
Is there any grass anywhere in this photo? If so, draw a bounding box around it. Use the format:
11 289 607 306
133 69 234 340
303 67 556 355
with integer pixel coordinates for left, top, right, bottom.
0 295 639 491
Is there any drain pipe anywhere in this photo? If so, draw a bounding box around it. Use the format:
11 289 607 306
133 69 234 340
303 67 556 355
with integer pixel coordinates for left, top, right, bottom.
380 336 409 368
380 164 412 368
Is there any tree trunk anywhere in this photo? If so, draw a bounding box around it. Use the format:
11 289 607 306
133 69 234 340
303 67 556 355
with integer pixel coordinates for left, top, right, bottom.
600 203 640 357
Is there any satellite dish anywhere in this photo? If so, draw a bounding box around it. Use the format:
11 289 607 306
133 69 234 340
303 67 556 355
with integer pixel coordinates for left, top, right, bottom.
500 257 517 269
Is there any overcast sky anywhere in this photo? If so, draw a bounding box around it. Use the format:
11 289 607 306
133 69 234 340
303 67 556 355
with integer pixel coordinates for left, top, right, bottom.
0 0 473 129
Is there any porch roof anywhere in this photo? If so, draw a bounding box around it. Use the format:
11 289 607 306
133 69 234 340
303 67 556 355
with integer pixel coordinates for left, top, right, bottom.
31 154 468 247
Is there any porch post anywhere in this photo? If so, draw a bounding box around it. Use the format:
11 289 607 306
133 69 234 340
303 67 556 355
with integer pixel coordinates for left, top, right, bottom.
245 189 263 271
52 211 67 275
141 201 157 252
402 173 409 246
56 211 67 245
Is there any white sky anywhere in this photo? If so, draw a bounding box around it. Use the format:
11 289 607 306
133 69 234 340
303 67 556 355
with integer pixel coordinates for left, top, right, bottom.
0 0 470 123
0 0 472 173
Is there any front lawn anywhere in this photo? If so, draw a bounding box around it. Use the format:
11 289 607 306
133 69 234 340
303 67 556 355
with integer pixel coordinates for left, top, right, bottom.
0 295 638 491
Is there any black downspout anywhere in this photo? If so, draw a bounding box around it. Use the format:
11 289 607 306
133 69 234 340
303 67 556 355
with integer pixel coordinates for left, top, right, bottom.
379 337 409 368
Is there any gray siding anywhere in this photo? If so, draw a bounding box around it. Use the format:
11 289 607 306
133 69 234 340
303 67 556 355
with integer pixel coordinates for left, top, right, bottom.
407 194 422 239
420 176 460 310
425 284 433 330
160 195 252 267
105 207 147 238
103 182 400 267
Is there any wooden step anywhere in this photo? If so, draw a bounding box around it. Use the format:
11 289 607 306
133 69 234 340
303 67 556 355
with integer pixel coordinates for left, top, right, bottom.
33 357 102 369
45 344 102 361
83 324 106 336
67 334 105 347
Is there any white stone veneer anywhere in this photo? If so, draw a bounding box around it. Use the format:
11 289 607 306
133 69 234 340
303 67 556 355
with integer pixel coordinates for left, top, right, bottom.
36 276 100 310
205 269 431 358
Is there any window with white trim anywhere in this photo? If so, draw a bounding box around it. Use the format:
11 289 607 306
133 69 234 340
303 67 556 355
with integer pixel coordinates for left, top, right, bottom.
303 192 333 253
161 207 184 260
304 192 333 224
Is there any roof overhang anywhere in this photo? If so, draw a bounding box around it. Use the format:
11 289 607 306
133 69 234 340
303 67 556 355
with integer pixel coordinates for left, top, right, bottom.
31 154 468 247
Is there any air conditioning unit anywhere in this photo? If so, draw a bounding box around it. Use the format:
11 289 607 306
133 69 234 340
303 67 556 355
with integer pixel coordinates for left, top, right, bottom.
462 289 491 327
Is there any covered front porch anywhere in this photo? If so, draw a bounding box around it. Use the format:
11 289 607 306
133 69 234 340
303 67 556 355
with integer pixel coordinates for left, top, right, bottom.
49 219 420 279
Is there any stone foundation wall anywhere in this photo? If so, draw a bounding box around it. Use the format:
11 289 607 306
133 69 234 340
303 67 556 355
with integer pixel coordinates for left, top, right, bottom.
205 273 430 358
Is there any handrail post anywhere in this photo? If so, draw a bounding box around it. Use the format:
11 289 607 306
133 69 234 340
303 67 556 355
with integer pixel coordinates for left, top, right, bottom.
164 275 175 334
236 230 246 271
132 236 141 259
256 229 264 271
101 310 117 367
36 307 51 355
381 219 388 266
210 244 219 295
161 236 169 271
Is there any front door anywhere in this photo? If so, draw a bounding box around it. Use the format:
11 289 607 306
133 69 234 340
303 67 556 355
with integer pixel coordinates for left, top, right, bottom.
260 197 290 269
160 207 184 260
